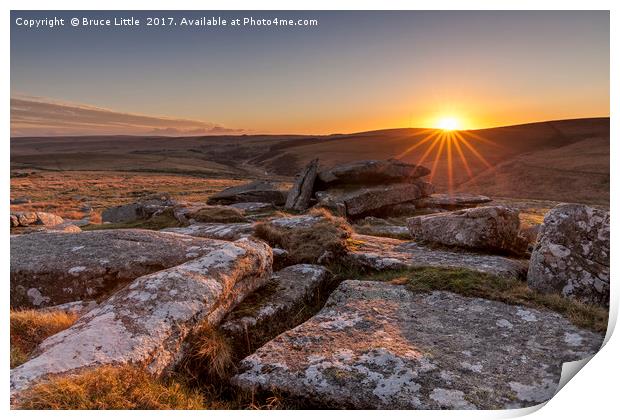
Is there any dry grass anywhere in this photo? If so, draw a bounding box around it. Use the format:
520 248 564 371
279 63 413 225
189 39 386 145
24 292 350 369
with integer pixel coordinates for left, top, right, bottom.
179 323 235 385
14 365 207 410
188 206 248 223
254 208 352 264
10 170 248 220
356 267 608 333
10 310 79 368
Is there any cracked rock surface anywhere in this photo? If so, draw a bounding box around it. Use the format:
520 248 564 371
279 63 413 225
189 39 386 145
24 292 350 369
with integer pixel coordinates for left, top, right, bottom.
285 159 319 211
11 238 273 393
220 264 332 355
11 229 230 308
347 234 528 279
232 280 603 409
407 206 528 255
162 222 255 241
528 204 610 307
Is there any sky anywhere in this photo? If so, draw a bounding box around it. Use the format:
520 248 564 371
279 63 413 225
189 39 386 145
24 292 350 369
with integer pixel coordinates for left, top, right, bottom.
10 10 609 136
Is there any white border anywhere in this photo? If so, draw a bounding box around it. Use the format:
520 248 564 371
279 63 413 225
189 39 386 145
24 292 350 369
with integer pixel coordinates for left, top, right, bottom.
2 2 616 420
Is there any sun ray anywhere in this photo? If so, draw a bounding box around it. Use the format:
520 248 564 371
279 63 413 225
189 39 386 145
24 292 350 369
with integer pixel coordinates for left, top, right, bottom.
460 130 504 150
446 132 454 194
452 135 474 180
454 131 494 169
429 133 447 182
395 130 441 160
415 131 443 168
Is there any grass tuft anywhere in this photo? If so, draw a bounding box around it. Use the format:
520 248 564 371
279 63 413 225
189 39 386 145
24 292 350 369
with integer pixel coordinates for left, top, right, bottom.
10 309 79 368
14 365 206 409
254 208 352 264
355 267 608 333
178 322 235 385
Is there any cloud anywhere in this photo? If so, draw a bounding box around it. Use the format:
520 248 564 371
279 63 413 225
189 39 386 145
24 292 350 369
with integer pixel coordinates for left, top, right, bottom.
10 95 245 136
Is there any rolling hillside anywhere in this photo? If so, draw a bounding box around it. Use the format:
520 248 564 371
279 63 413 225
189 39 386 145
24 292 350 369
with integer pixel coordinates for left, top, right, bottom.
11 117 609 205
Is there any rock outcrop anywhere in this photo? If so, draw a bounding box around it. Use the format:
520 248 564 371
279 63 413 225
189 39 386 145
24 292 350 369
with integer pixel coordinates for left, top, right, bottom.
220 264 332 354
317 159 430 186
232 281 603 409
162 222 255 241
317 182 434 218
354 218 410 238
11 230 233 308
285 159 319 211
528 204 610 307
312 159 434 218
347 234 527 279
11 238 273 393
13 223 82 235
407 206 528 255
11 212 63 227
208 181 287 206
415 193 492 210
102 193 176 224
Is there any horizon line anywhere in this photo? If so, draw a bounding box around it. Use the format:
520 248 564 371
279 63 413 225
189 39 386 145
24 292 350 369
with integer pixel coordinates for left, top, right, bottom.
10 116 610 139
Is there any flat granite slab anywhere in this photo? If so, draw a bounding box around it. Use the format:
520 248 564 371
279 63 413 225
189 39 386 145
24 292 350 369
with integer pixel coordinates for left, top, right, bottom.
347 234 528 279
162 222 255 241
232 280 603 409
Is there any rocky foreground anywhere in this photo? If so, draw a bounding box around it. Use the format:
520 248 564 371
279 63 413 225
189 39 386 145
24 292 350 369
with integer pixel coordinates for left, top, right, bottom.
9 159 610 409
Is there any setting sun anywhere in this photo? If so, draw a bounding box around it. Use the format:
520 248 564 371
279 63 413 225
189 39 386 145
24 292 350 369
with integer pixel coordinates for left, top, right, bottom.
436 116 461 131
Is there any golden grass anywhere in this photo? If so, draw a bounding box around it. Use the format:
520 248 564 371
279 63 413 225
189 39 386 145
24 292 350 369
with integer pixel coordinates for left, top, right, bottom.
10 310 79 368
179 323 235 385
254 208 352 264
188 206 248 223
357 267 608 333
10 170 247 220
14 365 206 410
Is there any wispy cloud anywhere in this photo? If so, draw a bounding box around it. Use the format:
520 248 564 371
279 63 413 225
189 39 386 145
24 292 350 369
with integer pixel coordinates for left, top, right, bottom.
10 95 245 136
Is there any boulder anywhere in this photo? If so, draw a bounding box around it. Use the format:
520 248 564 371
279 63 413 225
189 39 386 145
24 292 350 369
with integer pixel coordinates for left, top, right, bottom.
10 238 273 393
527 204 610 307
347 234 527 279
208 181 287 205
354 220 410 239
11 229 233 308
415 193 492 210
375 202 419 217
11 212 64 227
15 212 38 226
407 206 528 255
102 193 177 224
13 223 82 235
162 222 255 241
220 264 332 355
169 201 210 225
232 281 603 409
285 159 319 211
314 191 347 217
317 182 434 218
101 203 142 224
35 212 64 226
317 159 430 186
11 197 31 205
229 202 274 212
